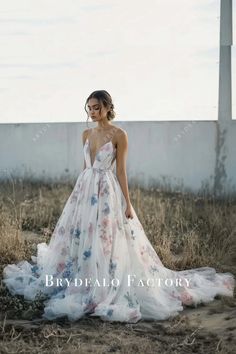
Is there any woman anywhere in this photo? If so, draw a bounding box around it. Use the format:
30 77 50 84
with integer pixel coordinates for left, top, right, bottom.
3 90 235 323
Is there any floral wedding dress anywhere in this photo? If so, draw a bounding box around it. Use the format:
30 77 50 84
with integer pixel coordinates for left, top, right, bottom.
2 127 235 323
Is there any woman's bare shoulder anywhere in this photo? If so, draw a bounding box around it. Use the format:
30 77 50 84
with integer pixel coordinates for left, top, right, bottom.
113 127 128 147
114 126 127 136
82 128 92 143
115 127 128 140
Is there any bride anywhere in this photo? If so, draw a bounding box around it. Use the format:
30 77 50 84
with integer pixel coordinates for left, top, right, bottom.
3 90 235 323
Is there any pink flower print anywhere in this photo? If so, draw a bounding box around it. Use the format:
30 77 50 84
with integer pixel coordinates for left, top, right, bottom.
99 144 110 153
223 278 234 291
104 245 112 256
129 310 141 322
100 234 112 256
84 296 97 312
180 290 193 305
140 245 148 255
100 232 107 240
100 228 107 238
102 217 110 228
57 262 65 273
101 179 108 192
88 222 93 238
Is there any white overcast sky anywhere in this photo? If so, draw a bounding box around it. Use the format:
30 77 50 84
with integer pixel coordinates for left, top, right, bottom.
0 0 234 123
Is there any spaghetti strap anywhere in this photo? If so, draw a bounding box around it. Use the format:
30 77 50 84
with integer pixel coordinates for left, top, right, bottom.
102 125 118 145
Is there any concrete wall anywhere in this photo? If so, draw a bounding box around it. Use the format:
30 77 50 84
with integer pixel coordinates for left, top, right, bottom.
0 119 236 196
0 1 234 197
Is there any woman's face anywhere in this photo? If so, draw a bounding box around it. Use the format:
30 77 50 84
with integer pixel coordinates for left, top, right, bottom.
87 98 109 122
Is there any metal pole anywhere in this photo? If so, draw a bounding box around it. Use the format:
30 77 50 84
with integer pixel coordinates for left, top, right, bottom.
214 0 232 197
218 0 232 124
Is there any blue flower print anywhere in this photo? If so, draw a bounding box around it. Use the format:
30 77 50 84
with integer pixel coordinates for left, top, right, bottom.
51 286 66 298
101 184 110 196
31 264 39 276
107 309 113 317
70 227 74 235
66 260 73 268
74 227 81 238
28 277 36 284
31 264 38 272
131 229 135 240
124 292 138 308
109 259 117 278
102 185 110 196
83 246 92 260
149 265 160 275
62 269 71 278
51 287 61 297
91 194 98 206
102 202 110 215
96 153 102 162
31 264 39 278
38 279 45 287
62 259 73 277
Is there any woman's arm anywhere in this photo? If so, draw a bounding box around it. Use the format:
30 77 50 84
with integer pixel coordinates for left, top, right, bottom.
115 130 132 208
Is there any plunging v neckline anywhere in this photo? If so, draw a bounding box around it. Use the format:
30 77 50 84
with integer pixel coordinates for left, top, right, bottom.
85 137 116 166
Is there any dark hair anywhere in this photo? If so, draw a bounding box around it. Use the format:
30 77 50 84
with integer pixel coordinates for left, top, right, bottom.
84 90 116 127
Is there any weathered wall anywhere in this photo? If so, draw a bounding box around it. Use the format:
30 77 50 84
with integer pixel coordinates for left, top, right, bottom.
0 120 235 196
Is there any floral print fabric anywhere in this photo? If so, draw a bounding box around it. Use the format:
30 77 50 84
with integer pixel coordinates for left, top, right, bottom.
2 132 235 323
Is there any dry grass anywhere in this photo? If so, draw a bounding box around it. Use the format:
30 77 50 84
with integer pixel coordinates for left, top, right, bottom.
129 187 236 272
0 315 227 354
0 176 236 353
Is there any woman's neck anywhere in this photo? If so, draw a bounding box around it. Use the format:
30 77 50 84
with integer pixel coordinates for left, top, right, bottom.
96 121 113 131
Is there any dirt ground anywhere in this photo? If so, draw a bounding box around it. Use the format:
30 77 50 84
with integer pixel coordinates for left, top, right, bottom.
1 188 236 353
0 293 236 353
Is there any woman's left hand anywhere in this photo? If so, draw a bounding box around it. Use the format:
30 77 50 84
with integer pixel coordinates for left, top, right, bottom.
125 203 134 219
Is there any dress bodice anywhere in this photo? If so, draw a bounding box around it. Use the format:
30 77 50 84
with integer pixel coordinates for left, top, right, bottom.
83 137 117 172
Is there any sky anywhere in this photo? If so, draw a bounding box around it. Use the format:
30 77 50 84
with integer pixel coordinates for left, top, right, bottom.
0 0 233 123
